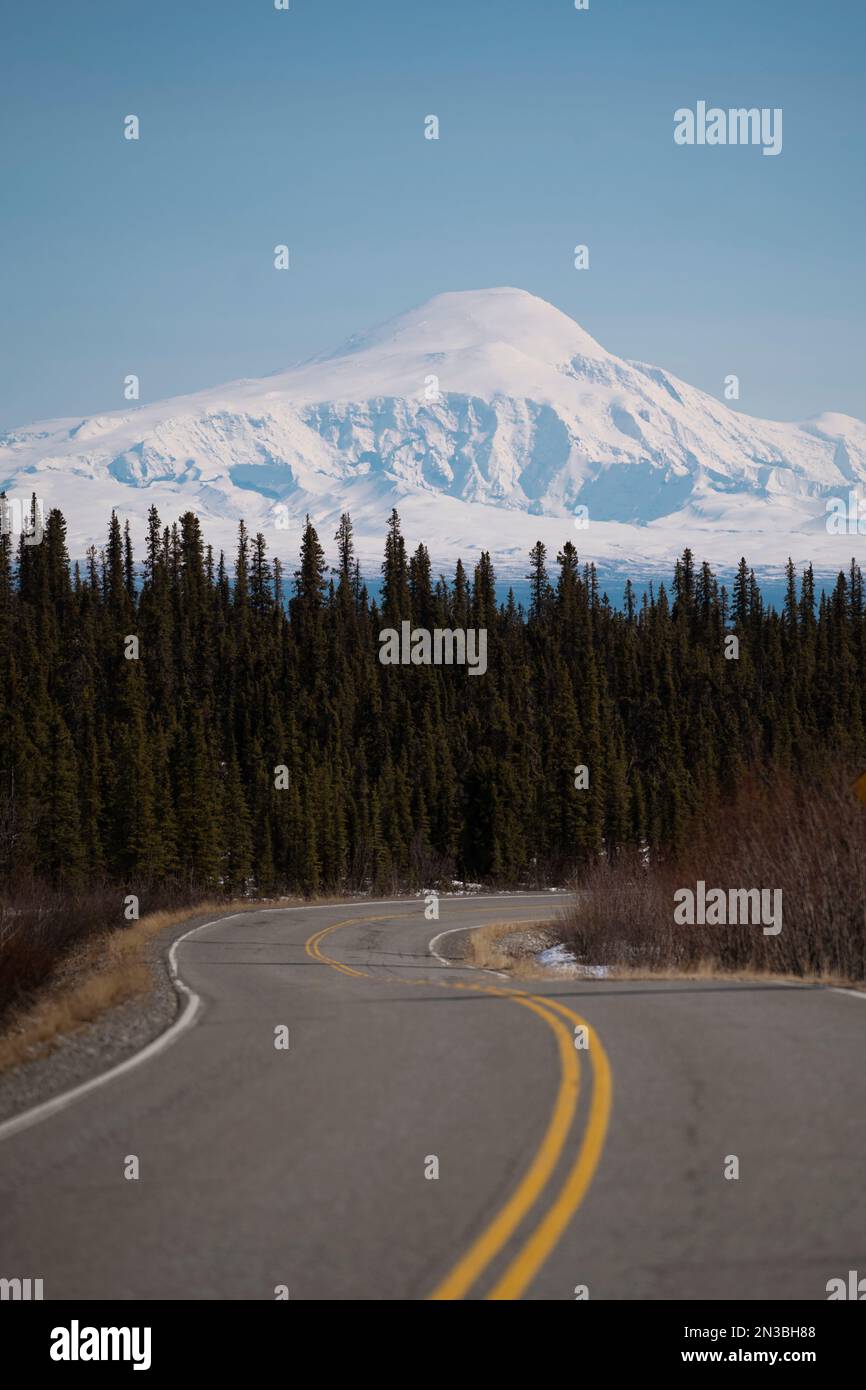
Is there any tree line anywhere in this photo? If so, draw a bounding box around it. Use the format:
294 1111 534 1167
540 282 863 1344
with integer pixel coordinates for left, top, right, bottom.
1 497 864 896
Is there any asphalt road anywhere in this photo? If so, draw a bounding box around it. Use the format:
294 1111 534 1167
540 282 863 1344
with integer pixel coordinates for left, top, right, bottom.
1 895 864 1301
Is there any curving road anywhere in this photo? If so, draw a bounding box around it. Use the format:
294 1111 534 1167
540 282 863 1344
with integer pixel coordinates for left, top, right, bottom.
0 895 864 1300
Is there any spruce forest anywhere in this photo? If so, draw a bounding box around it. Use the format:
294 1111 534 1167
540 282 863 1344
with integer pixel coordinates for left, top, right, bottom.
1 499 864 904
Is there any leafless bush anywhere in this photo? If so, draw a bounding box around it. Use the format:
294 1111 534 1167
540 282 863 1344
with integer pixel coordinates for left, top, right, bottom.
0 880 198 1020
559 765 866 980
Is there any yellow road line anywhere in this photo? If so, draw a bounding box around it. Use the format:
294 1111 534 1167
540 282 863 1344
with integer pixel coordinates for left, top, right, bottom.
304 915 395 978
303 909 611 1301
485 995 613 1300
428 993 579 1300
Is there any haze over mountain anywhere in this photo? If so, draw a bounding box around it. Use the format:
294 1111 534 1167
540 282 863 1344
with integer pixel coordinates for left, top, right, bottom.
3 287 864 575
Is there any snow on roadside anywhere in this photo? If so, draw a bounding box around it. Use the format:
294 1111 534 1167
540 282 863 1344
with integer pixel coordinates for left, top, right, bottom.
536 944 610 978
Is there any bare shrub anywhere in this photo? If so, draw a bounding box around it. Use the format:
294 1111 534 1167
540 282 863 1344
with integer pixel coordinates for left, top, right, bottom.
0 880 199 1022
559 764 866 981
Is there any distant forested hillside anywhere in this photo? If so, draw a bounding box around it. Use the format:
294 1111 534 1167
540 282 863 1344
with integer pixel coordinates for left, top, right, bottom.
1 497 864 896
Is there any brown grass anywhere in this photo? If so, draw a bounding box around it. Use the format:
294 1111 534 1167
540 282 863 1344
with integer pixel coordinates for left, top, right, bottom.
463 920 551 972
0 884 205 1019
0 900 259 1074
465 919 866 990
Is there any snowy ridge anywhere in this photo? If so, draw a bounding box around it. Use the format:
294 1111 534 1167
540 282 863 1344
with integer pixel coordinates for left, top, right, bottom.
2 288 865 573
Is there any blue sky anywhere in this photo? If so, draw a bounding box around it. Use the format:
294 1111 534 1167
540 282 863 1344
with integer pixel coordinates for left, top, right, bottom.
1 0 863 429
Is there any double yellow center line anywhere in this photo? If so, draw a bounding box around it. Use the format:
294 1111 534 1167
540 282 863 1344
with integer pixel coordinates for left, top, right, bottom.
304 911 612 1300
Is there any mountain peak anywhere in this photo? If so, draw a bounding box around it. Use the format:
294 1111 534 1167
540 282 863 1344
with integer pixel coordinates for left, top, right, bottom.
6 286 865 575
318 287 611 367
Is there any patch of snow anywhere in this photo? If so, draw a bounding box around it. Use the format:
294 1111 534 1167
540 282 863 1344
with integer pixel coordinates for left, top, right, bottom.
536 944 610 977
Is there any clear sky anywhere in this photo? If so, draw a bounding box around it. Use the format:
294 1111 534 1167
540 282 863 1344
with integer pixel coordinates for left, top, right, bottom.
1 0 863 430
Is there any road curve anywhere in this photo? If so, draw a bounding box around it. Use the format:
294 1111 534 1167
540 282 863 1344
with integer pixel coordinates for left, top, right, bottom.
0 895 864 1300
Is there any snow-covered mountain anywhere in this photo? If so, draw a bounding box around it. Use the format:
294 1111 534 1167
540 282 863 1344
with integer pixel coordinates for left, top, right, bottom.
2 287 864 576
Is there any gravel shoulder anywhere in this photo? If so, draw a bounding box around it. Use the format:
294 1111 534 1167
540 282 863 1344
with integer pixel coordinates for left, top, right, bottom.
0 908 237 1126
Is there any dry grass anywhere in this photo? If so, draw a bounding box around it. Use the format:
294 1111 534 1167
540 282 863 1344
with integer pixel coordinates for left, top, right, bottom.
0 899 262 1074
0 884 203 1019
539 955 864 989
464 920 554 973
466 919 866 989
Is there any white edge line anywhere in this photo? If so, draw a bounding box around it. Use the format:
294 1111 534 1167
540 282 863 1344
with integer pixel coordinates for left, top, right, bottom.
0 910 233 1144
428 925 510 979
0 893 562 1143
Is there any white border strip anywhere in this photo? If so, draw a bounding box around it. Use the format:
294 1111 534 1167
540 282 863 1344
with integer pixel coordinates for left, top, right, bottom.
0 911 225 1144
428 924 510 978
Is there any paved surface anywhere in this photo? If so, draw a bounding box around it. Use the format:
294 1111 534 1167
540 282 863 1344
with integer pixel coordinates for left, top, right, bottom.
0 895 864 1300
